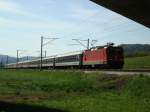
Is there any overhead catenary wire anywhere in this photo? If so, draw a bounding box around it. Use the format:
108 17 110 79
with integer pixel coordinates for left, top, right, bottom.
61 4 143 43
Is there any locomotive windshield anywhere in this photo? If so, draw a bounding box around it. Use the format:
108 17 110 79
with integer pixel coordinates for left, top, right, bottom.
107 47 124 59
107 46 124 68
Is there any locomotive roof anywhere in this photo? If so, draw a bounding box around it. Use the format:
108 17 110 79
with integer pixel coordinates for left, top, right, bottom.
87 44 121 51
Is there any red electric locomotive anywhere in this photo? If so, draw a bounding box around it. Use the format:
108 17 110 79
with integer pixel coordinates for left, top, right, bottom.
82 44 124 69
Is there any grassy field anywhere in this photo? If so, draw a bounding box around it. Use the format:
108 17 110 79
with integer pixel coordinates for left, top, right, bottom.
0 70 150 112
124 55 150 69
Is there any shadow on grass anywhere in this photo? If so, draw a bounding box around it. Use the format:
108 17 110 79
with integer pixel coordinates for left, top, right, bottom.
0 101 69 112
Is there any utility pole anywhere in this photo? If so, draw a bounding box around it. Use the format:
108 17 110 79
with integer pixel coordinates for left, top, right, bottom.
0 57 4 69
91 40 98 47
72 38 91 50
40 36 59 70
87 38 90 50
0 58 2 68
45 50 47 58
27 56 29 60
16 50 19 67
72 39 89 50
16 49 26 67
40 36 43 70
72 38 98 50
6 55 8 65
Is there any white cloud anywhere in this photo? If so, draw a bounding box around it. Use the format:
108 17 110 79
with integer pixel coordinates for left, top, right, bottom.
0 16 88 34
0 0 35 16
69 2 132 25
0 0 16 12
70 4 99 20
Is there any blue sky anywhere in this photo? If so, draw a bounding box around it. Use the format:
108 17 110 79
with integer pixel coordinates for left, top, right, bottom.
0 0 150 57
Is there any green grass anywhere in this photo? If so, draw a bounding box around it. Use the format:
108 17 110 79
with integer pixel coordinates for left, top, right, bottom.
0 70 150 112
124 55 150 69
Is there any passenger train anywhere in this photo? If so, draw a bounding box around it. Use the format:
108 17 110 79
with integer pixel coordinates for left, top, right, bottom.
6 44 124 69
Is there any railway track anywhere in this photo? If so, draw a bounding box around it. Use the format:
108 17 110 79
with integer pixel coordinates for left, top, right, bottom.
45 69 150 76
83 69 150 76
47 69 150 76
6 68 150 76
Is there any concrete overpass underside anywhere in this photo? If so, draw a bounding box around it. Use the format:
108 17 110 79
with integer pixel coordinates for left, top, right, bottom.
91 0 150 28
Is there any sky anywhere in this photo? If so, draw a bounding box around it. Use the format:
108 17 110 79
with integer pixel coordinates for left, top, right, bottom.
0 0 150 57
